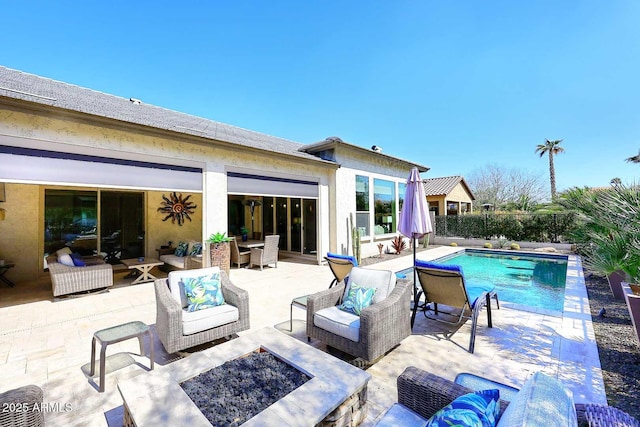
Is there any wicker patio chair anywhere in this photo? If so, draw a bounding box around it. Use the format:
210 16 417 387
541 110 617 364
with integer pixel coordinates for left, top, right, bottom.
249 235 279 270
306 267 411 362
154 267 250 354
381 366 638 427
414 260 499 353
325 252 358 288
230 236 250 268
0 384 44 427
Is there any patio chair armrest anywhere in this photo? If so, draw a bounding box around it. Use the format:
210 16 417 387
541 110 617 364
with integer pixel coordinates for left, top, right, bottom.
359 280 411 340
184 255 203 270
307 284 344 315
154 278 183 348
0 385 44 427
250 247 263 256
220 271 250 321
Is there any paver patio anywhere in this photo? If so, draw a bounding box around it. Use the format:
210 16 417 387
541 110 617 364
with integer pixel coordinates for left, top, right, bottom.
0 247 604 426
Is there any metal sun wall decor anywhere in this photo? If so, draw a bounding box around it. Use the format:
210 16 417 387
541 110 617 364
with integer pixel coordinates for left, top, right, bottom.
158 192 197 226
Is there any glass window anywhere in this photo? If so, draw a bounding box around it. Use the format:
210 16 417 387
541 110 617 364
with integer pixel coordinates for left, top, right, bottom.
45 190 97 258
355 175 370 236
374 179 396 234
398 182 406 211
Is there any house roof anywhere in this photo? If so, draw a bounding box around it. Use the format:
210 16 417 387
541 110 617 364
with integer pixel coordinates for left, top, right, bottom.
0 66 336 165
0 66 423 170
301 137 429 172
423 175 476 200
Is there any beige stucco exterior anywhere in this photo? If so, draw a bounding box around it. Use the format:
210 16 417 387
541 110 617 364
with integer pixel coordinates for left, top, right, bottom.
0 90 422 284
427 181 474 216
331 145 415 259
0 105 334 283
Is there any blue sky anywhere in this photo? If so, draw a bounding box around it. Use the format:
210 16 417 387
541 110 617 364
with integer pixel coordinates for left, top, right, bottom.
3 1 639 192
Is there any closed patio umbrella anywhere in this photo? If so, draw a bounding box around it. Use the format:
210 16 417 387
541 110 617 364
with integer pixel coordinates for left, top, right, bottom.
398 167 433 328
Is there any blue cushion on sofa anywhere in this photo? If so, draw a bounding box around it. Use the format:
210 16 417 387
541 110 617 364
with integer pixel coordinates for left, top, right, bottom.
426 389 500 427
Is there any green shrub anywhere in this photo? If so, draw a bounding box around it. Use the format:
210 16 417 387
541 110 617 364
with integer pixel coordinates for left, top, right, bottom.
510 243 520 250
484 242 493 248
450 242 458 247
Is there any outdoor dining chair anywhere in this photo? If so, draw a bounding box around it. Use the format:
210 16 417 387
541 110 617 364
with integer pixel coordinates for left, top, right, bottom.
325 252 358 288
414 260 499 353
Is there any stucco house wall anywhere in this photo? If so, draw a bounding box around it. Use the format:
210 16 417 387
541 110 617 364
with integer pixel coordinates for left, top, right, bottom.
0 107 332 282
331 145 419 259
0 66 425 285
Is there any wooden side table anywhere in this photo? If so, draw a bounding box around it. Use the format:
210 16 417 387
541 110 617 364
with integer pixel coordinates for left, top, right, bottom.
90 321 154 392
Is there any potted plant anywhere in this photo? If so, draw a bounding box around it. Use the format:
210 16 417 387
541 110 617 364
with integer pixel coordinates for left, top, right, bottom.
240 226 249 242
207 232 231 275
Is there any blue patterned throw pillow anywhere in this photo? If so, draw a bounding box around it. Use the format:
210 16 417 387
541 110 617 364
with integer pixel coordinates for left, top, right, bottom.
174 241 189 257
426 389 500 427
182 273 225 312
338 283 377 315
189 242 203 256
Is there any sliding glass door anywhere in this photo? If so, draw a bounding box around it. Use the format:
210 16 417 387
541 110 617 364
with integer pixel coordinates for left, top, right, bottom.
45 190 97 257
44 189 144 265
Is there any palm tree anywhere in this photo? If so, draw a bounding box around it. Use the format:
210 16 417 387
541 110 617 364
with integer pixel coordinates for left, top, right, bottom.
610 177 622 187
626 150 640 163
535 139 565 200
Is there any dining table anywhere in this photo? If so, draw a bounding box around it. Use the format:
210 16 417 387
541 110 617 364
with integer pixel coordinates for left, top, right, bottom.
236 239 265 249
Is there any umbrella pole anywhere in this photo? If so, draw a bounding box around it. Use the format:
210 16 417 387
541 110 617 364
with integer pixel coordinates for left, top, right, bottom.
410 234 418 328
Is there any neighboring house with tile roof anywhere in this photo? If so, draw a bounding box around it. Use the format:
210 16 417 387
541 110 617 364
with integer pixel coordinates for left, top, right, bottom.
423 176 475 216
0 66 427 283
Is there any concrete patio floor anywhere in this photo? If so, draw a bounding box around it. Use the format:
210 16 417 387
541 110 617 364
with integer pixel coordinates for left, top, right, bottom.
0 246 605 426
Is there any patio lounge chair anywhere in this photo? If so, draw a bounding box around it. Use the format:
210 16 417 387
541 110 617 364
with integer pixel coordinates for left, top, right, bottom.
249 235 279 270
325 252 358 288
414 260 499 353
230 236 250 268
375 366 640 427
306 266 411 362
154 267 250 354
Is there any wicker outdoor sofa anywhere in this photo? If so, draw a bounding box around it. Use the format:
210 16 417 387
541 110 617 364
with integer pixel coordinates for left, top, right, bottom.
46 253 113 297
377 366 639 427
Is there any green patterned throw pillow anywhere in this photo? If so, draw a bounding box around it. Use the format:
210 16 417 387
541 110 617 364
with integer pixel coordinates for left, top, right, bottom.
338 283 377 315
174 241 189 257
182 273 225 312
425 389 500 427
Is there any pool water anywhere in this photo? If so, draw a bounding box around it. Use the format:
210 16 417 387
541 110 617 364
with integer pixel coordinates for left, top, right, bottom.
409 250 568 313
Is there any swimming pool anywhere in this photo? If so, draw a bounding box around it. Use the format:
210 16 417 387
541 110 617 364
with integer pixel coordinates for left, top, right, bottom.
404 249 569 313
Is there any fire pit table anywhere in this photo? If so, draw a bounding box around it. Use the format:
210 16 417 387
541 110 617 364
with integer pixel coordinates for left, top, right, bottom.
118 327 370 426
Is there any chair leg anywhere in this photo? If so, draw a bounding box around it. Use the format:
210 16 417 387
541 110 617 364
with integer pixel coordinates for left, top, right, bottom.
485 294 493 328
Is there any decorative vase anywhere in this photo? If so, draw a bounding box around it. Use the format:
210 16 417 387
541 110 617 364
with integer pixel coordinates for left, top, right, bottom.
622 282 640 346
209 242 230 276
242 234 248 242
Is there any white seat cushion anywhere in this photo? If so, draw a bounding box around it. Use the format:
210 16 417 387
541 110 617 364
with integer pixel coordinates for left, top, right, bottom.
345 267 396 304
160 254 186 269
182 304 239 335
314 306 360 342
